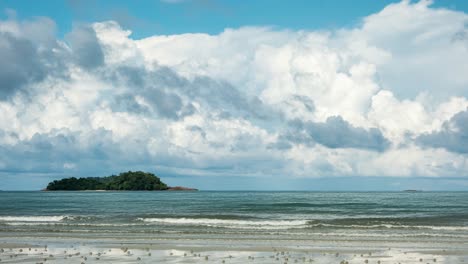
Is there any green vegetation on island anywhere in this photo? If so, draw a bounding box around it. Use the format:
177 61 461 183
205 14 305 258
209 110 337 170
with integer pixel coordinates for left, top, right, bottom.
46 171 170 191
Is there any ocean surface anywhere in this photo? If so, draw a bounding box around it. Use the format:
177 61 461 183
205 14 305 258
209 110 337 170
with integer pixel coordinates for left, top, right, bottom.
1 191 468 246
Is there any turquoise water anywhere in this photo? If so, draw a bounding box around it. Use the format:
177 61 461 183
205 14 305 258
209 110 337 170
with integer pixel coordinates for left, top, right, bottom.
1 191 468 243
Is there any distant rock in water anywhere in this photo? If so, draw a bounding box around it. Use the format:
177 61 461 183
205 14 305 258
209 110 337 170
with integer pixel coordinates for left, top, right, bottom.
45 171 196 191
403 189 422 192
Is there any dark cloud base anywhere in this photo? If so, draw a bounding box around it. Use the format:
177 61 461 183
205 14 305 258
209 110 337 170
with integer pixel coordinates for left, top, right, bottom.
417 109 468 153
279 116 390 152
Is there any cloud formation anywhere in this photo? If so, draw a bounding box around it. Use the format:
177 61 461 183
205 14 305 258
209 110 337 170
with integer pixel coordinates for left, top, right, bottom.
417 109 468 153
0 27 48 99
287 116 390 151
0 1 468 183
66 25 104 69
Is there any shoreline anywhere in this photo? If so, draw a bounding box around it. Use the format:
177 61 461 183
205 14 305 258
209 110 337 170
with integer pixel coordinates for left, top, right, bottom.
41 187 199 192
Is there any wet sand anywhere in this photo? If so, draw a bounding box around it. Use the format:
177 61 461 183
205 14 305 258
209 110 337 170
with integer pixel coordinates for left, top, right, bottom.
0 238 467 263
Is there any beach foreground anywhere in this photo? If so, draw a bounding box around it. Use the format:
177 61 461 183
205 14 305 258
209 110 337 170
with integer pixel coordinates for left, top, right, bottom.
0 237 467 264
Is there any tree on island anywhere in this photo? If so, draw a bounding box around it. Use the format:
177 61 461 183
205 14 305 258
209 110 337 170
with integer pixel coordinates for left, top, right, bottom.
46 171 169 191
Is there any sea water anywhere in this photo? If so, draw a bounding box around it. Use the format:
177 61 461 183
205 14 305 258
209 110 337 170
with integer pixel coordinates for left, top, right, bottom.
1 191 467 245
1 191 468 263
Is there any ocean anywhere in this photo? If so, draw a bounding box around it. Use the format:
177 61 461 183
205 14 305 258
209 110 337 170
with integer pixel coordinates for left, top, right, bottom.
1 191 467 263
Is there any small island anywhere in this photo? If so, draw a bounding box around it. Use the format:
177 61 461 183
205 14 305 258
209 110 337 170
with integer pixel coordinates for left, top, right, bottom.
45 171 197 191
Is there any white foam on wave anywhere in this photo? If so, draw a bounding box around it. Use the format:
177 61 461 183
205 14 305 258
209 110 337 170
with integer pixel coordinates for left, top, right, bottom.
136 217 468 231
4 222 142 227
0 216 68 222
137 218 308 230
315 223 468 231
411 225 468 231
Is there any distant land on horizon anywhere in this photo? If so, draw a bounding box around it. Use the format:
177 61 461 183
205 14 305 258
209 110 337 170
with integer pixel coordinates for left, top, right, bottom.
45 171 197 191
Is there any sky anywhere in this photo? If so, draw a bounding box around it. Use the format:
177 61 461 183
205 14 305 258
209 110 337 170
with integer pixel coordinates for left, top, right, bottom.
0 0 468 190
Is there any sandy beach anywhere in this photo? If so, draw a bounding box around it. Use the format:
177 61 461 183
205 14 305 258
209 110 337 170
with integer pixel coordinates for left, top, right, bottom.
1 234 467 264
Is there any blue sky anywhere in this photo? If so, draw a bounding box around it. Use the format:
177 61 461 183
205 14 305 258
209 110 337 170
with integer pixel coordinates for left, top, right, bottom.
1 0 467 37
0 0 468 190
